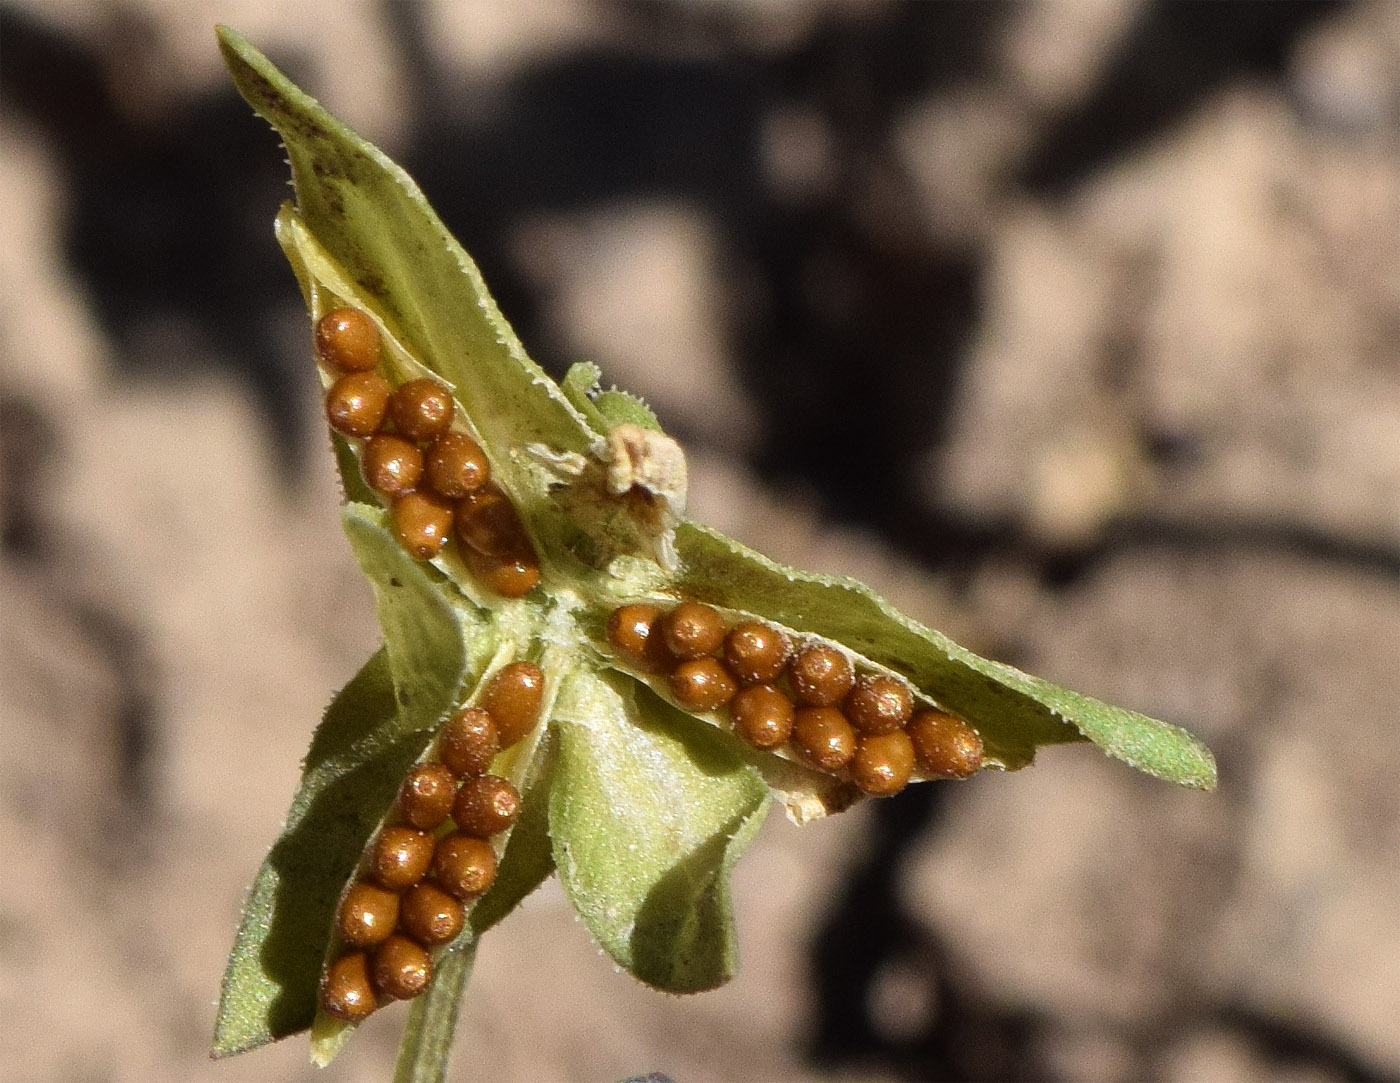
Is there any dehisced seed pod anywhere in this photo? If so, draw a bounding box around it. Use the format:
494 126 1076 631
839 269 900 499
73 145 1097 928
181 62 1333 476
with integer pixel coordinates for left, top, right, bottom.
398 762 457 830
787 645 855 707
438 707 500 778
668 657 738 712
791 706 857 771
433 833 498 900
425 431 490 499
662 603 726 661
850 730 915 797
907 709 983 779
321 952 378 1022
315 307 381 373
459 543 541 598
392 491 454 560
368 825 436 892
723 622 790 685
400 882 464 947
388 378 455 442
478 662 545 748
325 371 391 438
843 673 913 736
372 934 433 1001
363 433 424 497
336 881 400 948
452 774 520 838
729 683 795 750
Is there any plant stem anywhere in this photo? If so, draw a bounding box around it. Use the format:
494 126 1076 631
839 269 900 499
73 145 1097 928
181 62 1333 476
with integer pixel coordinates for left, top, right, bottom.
392 939 478 1083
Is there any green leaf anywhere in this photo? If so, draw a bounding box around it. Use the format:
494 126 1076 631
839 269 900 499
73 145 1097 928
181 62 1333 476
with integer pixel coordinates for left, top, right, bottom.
550 668 770 992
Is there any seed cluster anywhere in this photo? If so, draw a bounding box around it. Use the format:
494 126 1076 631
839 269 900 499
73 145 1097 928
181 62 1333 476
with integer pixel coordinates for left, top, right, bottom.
320 662 545 1022
315 307 540 597
606 603 984 797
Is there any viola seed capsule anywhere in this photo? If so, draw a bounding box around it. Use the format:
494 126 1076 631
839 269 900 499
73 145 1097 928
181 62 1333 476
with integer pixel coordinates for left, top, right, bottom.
388 378 455 442
787 645 855 707
425 431 490 499
400 882 464 946
369 825 436 892
668 657 738 712
729 683 795 750
372 934 433 1001
325 371 391 438
479 661 545 748
791 706 857 770
316 307 381 373
337 881 400 948
850 730 915 797
363 433 424 497
438 707 500 778
453 485 527 557
907 709 984 779
398 762 457 830
321 951 377 1021
434 833 498 900
452 774 521 838
606 603 673 672
843 673 914 736
723 622 790 685
662 602 727 660
392 491 454 560
459 543 541 598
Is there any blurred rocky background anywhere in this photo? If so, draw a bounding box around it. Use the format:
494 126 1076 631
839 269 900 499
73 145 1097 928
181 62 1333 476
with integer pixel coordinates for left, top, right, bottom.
3 1 1400 1080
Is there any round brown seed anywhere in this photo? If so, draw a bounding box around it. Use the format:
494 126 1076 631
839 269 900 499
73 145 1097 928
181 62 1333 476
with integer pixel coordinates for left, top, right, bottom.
907 709 983 779
843 673 914 736
337 881 400 948
400 882 464 946
398 762 457 831
392 491 454 560
662 602 726 660
850 731 915 797
388 378 455 442
434 833 498 900
668 657 738 712
363 433 424 497
459 543 541 598
452 774 520 838
372 934 432 1001
438 707 500 778
606 603 673 672
791 706 857 771
425 432 490 499
369 825 436 892
479 662 545 748
316 307 381 373
321 951 377 1021
326 371 391 438
787 645 855 707
723 622 790 685
453 485 527 557
729 683 795 750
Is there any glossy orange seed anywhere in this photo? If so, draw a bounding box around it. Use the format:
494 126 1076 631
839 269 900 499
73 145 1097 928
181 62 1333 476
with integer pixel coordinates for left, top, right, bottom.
787 645 855 707
729 684 795 750
369 825 436 892
337 881 400 948
434 833 498 900
325 371 391 438
662 602 727 660
723 622 790 685
438 707 500 778
392 491 454 560
363 433 424 497
843 673 914 736
453 485 527 557
452 774 520 838
398 762 457 830
400 882 464 946
668 657 738 712
850 730 915 797
372 934 432 1001
388 378 455 442
791 706 857 771
606 603 673 672
315 307 381 373
321 951 377 1021
479 662 545 748
425 432 490 499
459 543 541 598
907 709 983 779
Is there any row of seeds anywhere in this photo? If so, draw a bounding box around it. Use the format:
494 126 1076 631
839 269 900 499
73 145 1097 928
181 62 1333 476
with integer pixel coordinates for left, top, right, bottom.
606 603 983 796
316 307 541 597
320 662 545 1022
